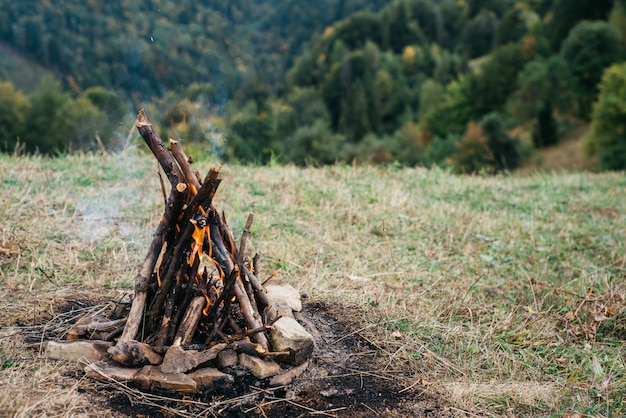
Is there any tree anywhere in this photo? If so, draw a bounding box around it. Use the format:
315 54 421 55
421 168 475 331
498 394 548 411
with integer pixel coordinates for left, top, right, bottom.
480 112 521 171
461 10 499 58
560 21 624 118
472 43 529 116
226 100 276 164
452 122 493 173
284 119 347 165
584 62 626 170
439 0 469 49
382 1 427 52
23 77 73 154
548 0 615 50
496 2 539 45
507 56 574 147
0 81 31 152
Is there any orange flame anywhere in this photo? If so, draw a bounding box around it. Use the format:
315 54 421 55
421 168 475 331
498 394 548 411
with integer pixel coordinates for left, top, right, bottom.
200 286 211 316
189 223 205 266
155 237 166 287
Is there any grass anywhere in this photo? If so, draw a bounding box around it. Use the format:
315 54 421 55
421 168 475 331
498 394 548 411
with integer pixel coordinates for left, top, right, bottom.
1 150 625 417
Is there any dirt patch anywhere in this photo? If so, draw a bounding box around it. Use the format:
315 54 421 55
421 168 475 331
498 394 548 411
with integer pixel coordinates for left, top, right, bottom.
25 300 454 417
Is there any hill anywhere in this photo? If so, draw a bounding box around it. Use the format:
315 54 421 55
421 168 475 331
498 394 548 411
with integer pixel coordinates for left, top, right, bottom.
1 153 625 416
0 43 56 94
0 0 387 98
1 0 625 171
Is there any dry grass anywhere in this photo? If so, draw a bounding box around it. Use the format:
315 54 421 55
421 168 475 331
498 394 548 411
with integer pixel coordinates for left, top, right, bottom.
1 150 625 417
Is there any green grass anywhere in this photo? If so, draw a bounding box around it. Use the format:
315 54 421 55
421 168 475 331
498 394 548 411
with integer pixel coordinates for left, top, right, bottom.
1 151 625 416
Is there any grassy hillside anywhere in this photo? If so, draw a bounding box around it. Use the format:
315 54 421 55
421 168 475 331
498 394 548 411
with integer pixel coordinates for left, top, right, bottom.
0 44 56 94
1 152 625 416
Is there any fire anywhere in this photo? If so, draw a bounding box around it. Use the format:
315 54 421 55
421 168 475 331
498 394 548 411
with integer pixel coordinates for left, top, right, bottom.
189 206 209 267
189 208 226 318
155 236 166 287
189 222 205 266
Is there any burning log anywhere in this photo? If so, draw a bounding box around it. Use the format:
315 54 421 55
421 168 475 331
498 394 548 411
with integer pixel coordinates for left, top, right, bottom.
68 109 315 393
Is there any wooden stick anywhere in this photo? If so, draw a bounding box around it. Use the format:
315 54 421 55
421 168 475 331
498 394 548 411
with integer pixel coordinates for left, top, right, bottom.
154 267 186 346
252 253 260 277
237 213 254 264
169 139 201 193
172 296 207 347
119 111 187 343
243 266 270 310
205 267 240 344
207 214 268 350
119 219 169 343
136 109 184 188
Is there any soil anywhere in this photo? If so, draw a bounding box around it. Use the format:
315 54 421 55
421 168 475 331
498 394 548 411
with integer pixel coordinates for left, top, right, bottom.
32 300 457 417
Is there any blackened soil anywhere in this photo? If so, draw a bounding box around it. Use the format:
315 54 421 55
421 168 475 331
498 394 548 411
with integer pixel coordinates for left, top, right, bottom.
97 301 453 417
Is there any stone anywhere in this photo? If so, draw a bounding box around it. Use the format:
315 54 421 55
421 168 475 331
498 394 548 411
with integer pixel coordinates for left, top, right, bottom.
264 302 295 323
269 316 314 365
264 279 302 312
108 340 162 367
84 360 140 382
188 367 234 390
269 360 310 386
44 340 113 363
238 353 281 379
135 365 197 393
216 349 238 368
159 343 227 374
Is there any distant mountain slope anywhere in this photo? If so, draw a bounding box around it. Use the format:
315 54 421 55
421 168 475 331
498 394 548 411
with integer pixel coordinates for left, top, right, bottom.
0 43 56 93
0 0 387 99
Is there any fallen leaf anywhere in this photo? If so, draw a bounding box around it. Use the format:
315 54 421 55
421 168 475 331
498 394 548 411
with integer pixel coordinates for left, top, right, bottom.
390 331 403 340
593 312 609 322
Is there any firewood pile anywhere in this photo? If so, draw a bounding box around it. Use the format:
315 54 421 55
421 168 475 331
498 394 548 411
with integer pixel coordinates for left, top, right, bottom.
43 110 315 393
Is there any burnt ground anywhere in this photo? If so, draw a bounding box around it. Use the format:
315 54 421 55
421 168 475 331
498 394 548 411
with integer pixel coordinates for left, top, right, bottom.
29 300 457 417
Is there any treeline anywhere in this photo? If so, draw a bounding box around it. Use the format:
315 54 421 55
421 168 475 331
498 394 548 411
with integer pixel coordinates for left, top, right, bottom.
2 0 626 171
0 0 386 98
0 77 127 154
219 0 626 171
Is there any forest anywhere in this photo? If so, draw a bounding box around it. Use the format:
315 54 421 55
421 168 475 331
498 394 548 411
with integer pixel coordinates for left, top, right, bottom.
1 0 626 172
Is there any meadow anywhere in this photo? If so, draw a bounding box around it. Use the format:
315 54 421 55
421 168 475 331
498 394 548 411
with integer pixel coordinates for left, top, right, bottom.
0 151 625 417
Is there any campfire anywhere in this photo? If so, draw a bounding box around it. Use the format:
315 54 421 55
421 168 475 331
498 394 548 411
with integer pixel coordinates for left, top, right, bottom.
44 110 315 393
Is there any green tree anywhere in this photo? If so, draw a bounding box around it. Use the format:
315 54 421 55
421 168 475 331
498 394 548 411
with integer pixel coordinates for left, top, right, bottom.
226 100 276 164
284 119 347 165
439 0 469 49
507 56 574 147
64 96 109 151
496 2 539 45
425 74 476 138
275 87 331 140
472 43 529 117
0 81 31 152
83 86 127 147
480 112 521 171
560 21 625 118
23 77 73 154
584 62 626 170
548 0 615 50
461 10 499 58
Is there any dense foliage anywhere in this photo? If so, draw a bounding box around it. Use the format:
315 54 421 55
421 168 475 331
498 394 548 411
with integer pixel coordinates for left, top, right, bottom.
1 0 625 171
584 62 626 170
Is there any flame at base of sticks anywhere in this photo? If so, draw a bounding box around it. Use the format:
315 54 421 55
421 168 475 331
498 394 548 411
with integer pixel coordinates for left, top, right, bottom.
55 110 315 393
